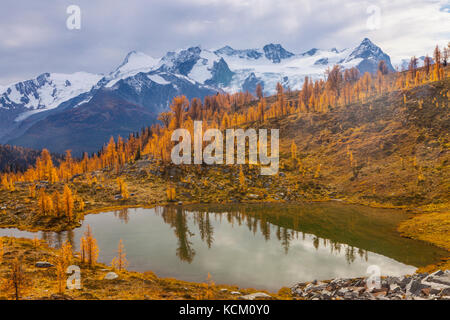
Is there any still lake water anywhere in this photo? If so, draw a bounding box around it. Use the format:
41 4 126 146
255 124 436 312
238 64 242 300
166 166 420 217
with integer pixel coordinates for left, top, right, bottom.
0 203 446 291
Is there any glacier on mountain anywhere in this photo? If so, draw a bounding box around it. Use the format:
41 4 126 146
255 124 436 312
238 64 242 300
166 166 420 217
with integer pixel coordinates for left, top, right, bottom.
0 72 102 122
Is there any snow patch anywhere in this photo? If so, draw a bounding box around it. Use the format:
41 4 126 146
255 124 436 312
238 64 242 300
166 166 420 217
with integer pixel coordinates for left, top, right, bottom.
147 74 170 85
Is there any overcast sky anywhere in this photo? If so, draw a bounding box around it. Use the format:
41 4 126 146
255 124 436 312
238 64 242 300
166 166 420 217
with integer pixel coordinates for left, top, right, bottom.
0 0 449 85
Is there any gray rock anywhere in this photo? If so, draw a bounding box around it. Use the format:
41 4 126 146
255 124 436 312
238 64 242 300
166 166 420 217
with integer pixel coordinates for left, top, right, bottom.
396 276 409 288
389 284 402 294
239 292 271 300
428 270 444 278
427 274 450 286
336 288 348 296
344 292 357 300
405 279 430 296
429 287 443 295
354 279 365 287
36 261 54 268
441 287 450 296
104 272 119 280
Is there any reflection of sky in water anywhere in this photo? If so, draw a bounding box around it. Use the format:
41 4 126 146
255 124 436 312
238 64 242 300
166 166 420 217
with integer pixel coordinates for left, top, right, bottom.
0 207 418 291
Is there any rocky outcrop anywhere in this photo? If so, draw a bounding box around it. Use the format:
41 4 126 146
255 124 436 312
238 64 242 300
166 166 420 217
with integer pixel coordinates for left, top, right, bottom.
291 270 450 300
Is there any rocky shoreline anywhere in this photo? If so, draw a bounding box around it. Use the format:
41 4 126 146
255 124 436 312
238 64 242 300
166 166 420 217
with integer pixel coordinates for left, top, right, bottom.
291 270 450 300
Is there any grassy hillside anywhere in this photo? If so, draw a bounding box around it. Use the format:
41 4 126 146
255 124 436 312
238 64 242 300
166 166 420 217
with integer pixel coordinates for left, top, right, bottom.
276 78 449 207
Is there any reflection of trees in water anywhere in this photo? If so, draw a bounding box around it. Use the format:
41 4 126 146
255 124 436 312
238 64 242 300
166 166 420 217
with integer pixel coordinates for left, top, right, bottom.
313 236 320 250
195 212 214 248
159 207 196 263
39 229 74 249
260 218 270 241
280 228 291 254
36 205 369 266
66 230 74 247
345 246 356 265
156 206 369 266
114 208 130 223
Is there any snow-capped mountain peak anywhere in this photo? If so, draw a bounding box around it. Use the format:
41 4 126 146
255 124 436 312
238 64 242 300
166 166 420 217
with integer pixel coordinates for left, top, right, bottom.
214 46 263 60
262 43 294 63
158 46 203 74
102 51 159 88
347 38 382 60
345 38 394 73
115 50 159 74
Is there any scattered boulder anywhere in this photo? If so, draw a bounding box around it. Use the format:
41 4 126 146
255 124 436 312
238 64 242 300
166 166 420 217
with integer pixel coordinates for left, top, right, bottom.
239 292 272 300
406 279 430 296
104 272 119 280
35 261 54 268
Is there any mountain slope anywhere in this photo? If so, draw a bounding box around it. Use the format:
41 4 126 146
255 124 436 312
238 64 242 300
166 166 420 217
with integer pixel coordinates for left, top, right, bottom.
8 90 158 156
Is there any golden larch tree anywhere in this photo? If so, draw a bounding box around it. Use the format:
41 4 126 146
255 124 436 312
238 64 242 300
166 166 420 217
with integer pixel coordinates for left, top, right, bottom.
111 239 128 271
53 241 73 294
0 238 3 263
291 141 298 161
62 185 74 221
2 257 30 300
239 166 246 191
80 225 99 268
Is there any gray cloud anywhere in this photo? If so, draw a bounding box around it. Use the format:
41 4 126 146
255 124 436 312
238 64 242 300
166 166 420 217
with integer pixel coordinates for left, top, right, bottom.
0 0 448 84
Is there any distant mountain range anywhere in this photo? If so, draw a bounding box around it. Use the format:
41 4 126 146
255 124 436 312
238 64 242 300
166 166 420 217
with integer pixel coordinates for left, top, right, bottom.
0 38 395 155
